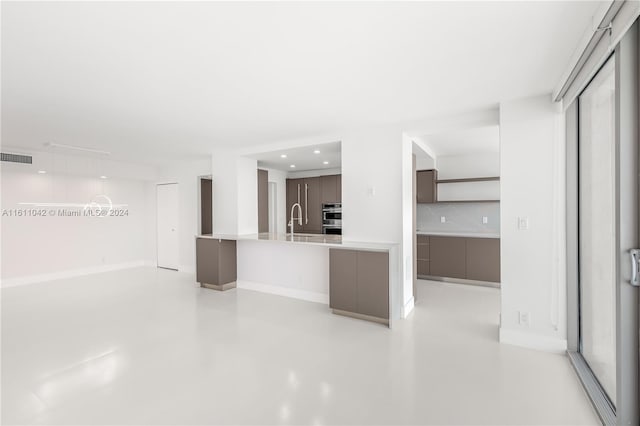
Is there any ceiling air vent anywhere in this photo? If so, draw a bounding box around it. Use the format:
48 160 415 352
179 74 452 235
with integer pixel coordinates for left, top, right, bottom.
1 152 33 164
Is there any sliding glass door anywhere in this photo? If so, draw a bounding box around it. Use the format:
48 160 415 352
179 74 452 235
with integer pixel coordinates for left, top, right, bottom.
578 55 617 406
570 20 639 424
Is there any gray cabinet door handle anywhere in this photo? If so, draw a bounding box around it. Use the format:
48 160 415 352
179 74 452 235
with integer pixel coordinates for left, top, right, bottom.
630 249 640 287
305 183 309 224
297 184 300 204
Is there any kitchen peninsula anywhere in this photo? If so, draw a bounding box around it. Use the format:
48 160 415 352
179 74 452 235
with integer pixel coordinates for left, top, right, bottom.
195 233 400 326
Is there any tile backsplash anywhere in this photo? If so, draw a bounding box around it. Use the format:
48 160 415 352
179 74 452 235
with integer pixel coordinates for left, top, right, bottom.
417 202 500 234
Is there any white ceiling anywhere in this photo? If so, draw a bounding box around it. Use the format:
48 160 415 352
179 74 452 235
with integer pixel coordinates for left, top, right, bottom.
422 125 500 157
1 1 602 165
253 141 341 172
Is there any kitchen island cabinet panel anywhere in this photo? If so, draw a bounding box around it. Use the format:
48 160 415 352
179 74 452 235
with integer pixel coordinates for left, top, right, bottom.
329 249 358 313
357 251 389 320
196 238 237 290
329 248 389 324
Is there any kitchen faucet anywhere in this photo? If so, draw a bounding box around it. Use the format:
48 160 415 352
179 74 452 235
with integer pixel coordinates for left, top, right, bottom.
289 202 302 235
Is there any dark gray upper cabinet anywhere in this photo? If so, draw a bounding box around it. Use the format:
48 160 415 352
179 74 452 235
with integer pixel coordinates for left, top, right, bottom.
320 174 340 204
257 169 268 233
466 238 501 282
416 170 437 203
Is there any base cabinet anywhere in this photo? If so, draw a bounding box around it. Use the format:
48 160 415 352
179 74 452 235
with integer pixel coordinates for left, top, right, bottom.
430 236 466 279
196 238 237 290
329 249 389 323
419 235 500 283
466 238 500 282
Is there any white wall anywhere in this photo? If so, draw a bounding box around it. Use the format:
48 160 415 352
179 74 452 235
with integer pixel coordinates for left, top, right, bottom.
286 167 342 179
211 152 258 235
436 152 500 201
499 93 566 352
157 158 212 273
0 153 158 286
237 240 329 303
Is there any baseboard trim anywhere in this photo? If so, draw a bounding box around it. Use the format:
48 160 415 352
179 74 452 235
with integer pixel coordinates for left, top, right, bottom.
1 260 152 288
499 327 568 353
402 296 415 318
236 280 328 304
201 281 237 291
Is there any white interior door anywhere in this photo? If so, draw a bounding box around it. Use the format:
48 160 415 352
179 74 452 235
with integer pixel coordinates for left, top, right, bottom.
157 183 179 270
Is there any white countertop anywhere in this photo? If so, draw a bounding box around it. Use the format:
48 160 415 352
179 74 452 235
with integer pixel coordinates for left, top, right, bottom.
417 230 500 239
197 233 397 251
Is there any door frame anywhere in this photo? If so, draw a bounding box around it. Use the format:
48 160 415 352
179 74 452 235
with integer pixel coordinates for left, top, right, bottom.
566 20 639 425
197 175 213 235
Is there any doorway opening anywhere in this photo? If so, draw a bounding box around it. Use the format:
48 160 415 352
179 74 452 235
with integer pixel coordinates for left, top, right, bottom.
198 176 213 235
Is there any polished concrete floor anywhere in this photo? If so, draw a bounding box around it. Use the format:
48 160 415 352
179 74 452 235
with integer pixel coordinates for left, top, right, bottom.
2 267 598 425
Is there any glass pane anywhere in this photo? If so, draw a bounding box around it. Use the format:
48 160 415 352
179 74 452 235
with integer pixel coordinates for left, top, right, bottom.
579 56 617 405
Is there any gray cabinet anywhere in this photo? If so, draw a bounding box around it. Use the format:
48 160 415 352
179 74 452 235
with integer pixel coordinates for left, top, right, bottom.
321 174 337 204
257 169 268 233
429 236 466 279
417 234 430 276
286 176 327 234
417 170 437 203
329 249 358 313
466 238 500 282
320 174 342 204
329 248 389 323
424 235 500 283
196 238 237 290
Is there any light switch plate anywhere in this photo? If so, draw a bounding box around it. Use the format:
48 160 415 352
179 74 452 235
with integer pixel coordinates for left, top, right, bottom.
482 216 488 224
440 216 446 223
517 217 529 230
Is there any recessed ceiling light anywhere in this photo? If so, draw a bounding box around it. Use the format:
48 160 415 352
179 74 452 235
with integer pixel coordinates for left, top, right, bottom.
280 154 287 158
100 175 108 179
37 170 46 174
323 161 329 165
290 164 296 168
313 150 320 154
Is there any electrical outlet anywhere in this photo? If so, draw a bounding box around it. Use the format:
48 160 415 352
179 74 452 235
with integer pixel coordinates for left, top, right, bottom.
518 311 530 327
517 217 529 230
440 216 446 223
482 216 488 224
